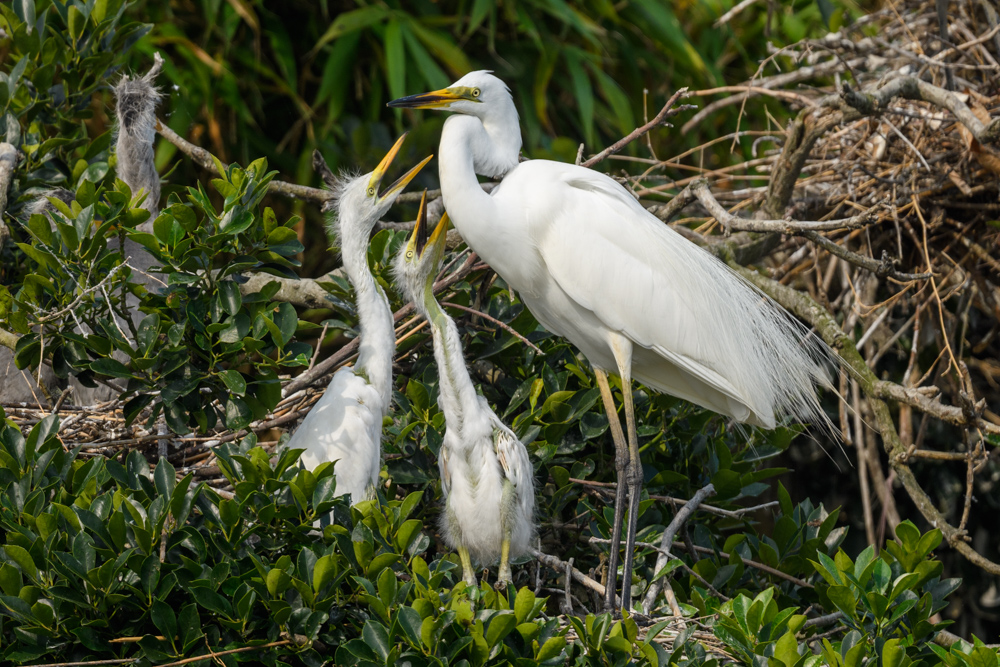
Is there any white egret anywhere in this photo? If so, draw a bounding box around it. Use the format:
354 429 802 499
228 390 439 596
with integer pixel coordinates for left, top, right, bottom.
394 192 534 588
389 72 833 611
289 136 431 509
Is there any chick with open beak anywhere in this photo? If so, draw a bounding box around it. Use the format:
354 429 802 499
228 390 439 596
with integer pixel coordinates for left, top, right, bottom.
291 136 431 512
394 192 536 589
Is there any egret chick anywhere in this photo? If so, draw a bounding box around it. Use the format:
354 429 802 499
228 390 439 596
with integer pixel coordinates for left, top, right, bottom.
394 192 534 588
290 136 431 508
390 72 834 610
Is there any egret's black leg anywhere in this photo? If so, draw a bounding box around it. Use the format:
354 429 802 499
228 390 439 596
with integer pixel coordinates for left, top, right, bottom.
620 376 642 613
594 368 627 612
611 336 639 613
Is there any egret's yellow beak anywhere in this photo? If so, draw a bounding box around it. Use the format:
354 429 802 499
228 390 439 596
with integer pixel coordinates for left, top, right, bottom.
388 86 479 110
368 133 433 201
407 190 450 259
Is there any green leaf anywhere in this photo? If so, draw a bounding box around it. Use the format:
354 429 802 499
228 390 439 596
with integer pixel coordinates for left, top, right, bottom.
486 612 517 648
313 6 387 52
90 358 133 379
67 5 85 42
154 458 176 500
536 635 566 661
362 620 390 662
151 599 177 644
190 586 232 618
219 281 242 316
16 0 36 30
385 21 406 104
2 545 37 581
313 554 336 594
219 370 247 396
514 587 536 624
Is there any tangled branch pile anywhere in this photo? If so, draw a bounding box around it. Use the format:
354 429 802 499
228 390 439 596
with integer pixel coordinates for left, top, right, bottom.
633 0 1000 598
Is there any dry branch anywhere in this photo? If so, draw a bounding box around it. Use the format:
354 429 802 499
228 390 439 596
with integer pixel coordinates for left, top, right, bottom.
581 89 694 168
642 484 717 613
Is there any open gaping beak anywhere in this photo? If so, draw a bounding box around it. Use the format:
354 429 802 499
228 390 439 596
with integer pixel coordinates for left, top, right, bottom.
408 190 451 258
369 133 433 202
388 87 474 110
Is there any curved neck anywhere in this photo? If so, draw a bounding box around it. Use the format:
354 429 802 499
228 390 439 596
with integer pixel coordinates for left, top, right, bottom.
340 220 394 408
416 285 481 433
439 116 499 250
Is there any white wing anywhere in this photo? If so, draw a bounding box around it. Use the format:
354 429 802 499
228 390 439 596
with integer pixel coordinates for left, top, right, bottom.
497 160 830 428
291 366 384 504
490 413 534 514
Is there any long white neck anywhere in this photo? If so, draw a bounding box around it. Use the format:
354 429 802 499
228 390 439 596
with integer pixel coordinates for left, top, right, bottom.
416 287 481 436
438 116 500 256
340 220 394 409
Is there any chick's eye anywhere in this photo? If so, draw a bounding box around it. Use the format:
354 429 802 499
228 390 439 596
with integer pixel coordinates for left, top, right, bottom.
472 88 481 97
367 187 375 196
406 251 413 259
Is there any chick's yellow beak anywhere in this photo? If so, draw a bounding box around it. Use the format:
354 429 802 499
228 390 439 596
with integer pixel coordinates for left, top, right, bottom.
407 191 450 259
368 133 433 201
426 211 450 257
388 87 475 110
407 190 430 258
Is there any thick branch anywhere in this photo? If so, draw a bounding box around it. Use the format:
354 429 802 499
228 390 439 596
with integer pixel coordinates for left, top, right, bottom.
581 89 694 168
873 381 1000 437
842 75 1000 144
692 180 888 233
0 328 19 352
764 107 842 218
238 272 342 310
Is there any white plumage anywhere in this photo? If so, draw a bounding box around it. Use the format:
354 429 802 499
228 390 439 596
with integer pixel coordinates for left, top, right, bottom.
295 365 385 505
290 136 430 508
394 193 534 587
390 72 833 609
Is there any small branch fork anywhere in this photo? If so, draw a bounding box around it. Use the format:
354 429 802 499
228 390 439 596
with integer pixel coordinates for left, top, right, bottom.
642 484 716 614
580 89 696 168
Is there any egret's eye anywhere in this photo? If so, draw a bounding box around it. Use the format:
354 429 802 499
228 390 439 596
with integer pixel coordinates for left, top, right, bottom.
367 187 376 196
406 250 414 259
472 88 481 97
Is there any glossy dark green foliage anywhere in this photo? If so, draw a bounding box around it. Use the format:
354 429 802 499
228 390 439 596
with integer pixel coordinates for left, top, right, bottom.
0 4 310 433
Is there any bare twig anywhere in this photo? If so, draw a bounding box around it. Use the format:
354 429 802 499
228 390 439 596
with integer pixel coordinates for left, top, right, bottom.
441 301 543 354
715 0 762 26
582 89 694 168
643 483 716 613
531 548 618 605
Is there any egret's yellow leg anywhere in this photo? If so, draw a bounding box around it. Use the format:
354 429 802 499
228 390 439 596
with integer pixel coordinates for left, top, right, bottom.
458 546 477 587
611 334 641 613
496 537 512 590
594 368 628 612
496 478 516 589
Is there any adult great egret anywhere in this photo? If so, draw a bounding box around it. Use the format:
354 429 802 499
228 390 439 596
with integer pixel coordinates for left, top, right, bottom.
394 192 534 589
389 72 833 611
289 136 431 508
